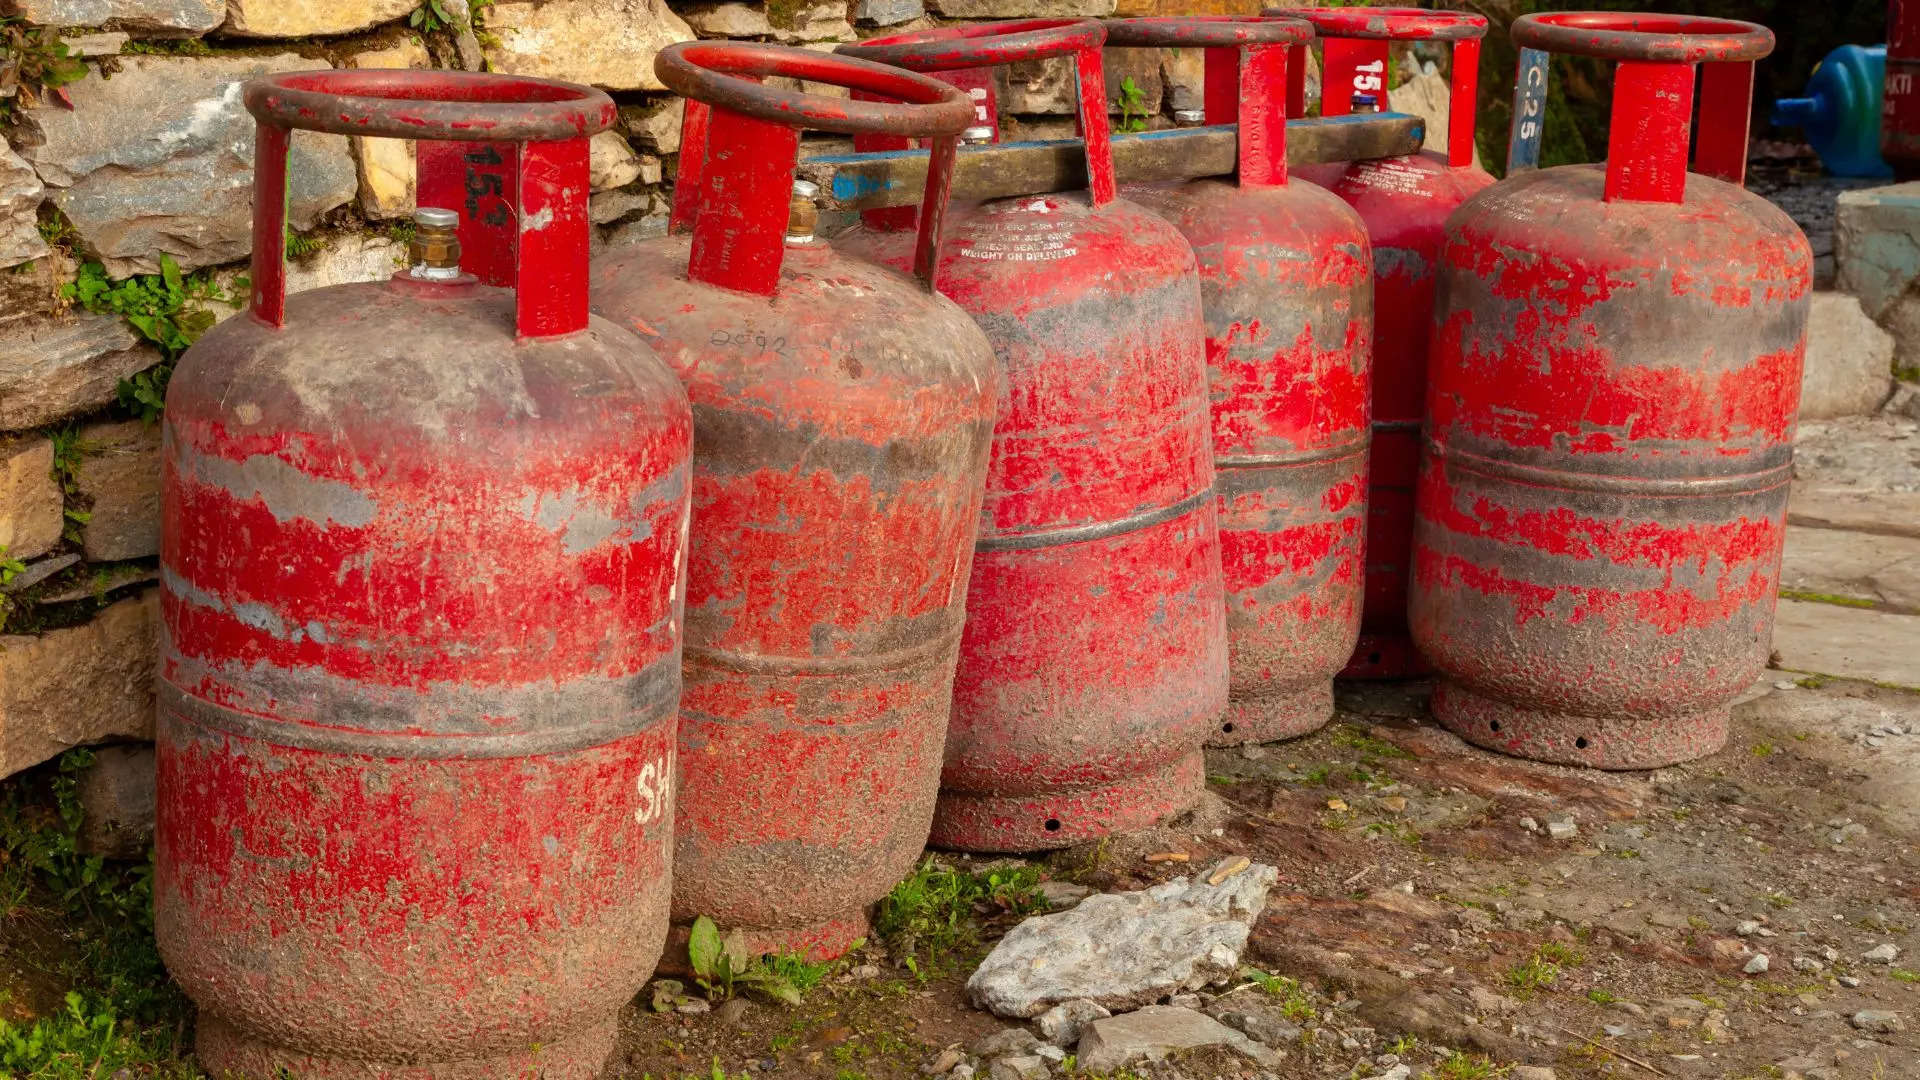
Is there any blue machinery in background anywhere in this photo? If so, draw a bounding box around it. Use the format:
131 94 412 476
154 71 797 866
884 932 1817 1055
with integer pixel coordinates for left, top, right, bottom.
1507 43 1891 179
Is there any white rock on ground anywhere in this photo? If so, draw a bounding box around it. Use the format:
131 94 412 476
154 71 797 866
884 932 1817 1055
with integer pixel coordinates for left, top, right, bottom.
1074 1006 1280 1073
19 55 357 277
966 860 1278 1018
1800 292 1895 419
1034 999 1109 1047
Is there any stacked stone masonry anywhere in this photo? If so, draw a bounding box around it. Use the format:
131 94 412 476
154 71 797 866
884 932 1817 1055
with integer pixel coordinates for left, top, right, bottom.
0 0 1887 784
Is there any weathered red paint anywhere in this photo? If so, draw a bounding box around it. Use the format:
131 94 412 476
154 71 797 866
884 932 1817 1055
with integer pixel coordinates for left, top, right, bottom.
592 43 995 956
837 20 1226 851
1105 17 1370 745
1270 6 1490 680
157 72 690 1079
1890 0 1920 177
1412 13 1808 770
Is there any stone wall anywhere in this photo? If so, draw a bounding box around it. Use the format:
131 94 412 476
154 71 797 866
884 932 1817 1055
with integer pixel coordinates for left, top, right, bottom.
0 0 1467 781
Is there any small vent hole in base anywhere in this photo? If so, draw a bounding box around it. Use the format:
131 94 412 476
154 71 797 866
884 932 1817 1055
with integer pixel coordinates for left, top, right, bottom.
1044 818 1062 832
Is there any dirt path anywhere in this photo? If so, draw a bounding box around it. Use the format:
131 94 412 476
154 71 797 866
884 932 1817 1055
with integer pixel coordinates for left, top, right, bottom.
611 669 1920 1080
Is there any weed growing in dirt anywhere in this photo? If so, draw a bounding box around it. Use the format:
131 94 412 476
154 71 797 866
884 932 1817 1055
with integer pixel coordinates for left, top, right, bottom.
1332 726 1413 760
1891 968 1920 983
0 751 193 1077
0 991 196 1079
1238 967 1316 1022
1506 944 1583 999
873 858 1043 974
1586 988 1617 1004
678 916 837 1006
1422 1051 1508 1079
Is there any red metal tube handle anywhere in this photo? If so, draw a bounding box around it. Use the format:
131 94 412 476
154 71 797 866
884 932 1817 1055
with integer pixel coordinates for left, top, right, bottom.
1274 7 1485 170
1511 12 1773 198
1103 17 1310 189
656 41 972 297
838 19 1118 207
243 70 614 340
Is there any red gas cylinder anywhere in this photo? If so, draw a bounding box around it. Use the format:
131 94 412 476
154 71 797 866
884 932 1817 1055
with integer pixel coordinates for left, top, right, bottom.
592 44 997 956
1413 13 1810 769
1889 0 1920 177
1105 16 1371 744
838 20 1226 852
155 72 690 1078
1271 6 1492 680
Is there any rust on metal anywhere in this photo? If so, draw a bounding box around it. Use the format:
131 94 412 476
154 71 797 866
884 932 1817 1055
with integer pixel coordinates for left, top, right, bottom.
1412 11 1807 770
1277 5 1492 680
592 42 997 959
1111 15 1370 744
161 70 690 1080
836 18 1226 852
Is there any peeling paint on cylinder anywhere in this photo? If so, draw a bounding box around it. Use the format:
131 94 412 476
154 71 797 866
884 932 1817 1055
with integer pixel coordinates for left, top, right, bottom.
1412 166 1810 770
835 20 1226 850
595 42 996 957
841 193 1227 852
1284 7 1493 680
1112 15 1372 745
157 280 692 1077
594 235 998 957
1412 13 1805 770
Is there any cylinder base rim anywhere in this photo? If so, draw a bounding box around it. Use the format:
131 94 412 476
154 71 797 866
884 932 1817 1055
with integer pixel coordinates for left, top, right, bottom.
1209 680 1333 746
191 1013 616 1080
1431 678 1730 770
930 751 1205 853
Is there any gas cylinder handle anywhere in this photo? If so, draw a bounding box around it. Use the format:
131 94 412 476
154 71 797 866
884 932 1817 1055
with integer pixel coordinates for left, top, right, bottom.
241 70 615 341
1270 6 1486 170
1103 17 1310 190
655 41 973 297
1511 12 1771 198
1286 7 1487 41
838 20 1119 207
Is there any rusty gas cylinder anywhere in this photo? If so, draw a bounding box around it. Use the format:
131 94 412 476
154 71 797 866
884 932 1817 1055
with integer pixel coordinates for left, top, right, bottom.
1106 16 1371 744
838 20 1226 852
1269 6 1492 679
1889 0 1920 177
154 72 690 1079
592 43 997 957
1412 14 1810 769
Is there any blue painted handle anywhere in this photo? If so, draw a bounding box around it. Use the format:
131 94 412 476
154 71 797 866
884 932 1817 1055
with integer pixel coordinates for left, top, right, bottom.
1506 47 1549 173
